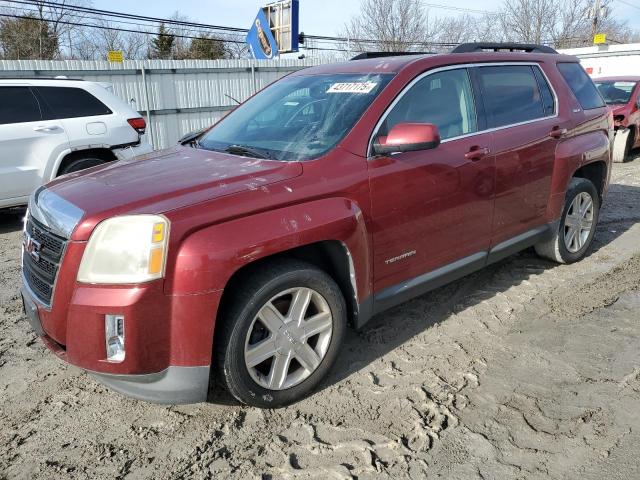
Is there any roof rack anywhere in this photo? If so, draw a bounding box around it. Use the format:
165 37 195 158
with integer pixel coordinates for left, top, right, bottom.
451 43 557 54
350 52 433 61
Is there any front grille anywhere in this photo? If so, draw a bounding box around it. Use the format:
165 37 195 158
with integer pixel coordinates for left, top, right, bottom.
22 215 68 306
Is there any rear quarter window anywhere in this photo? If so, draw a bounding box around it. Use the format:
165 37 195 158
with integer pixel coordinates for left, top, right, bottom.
556 63 606 110
36 86 112 119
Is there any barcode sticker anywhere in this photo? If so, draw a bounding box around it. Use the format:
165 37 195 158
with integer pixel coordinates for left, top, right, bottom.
327 82 378 94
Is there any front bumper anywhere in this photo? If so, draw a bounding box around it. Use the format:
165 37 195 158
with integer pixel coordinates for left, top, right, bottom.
20 280 221 405
89 366 210 404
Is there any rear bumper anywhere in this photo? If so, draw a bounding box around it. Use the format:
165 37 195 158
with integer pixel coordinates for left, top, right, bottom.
89 366 210 404
113 141 153 160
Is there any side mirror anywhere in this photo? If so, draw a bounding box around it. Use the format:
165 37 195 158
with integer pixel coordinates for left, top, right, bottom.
373 122 440 156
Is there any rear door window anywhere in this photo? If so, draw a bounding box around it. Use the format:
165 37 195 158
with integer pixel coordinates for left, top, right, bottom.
0 87 42 125
476 65 549 128
36 86 112 119
556 63 606 110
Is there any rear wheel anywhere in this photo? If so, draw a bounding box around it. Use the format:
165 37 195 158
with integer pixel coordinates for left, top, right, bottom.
215 260 346 408
58 156 106 175
535 177 600 264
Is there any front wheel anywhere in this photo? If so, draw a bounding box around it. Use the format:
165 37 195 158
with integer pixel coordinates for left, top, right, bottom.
535 177 600 264
215 260 346 408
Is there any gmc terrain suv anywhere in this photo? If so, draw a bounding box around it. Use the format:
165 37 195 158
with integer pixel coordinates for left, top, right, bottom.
593 76 640 162
21 43 612 408
0 78 152 209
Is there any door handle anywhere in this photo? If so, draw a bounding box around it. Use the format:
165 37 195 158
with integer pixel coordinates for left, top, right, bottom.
465 146 490 161
33 125 61 132
549 126 567 139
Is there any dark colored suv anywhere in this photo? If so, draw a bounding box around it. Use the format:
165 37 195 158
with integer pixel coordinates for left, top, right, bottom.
21 43 612 408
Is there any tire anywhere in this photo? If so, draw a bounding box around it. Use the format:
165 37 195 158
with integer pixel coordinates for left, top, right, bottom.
535 177 600 264
58 157 106 175
215 259 346 408
612 128 632 163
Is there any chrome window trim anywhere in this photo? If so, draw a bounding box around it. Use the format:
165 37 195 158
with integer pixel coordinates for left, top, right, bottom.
367 61 559 156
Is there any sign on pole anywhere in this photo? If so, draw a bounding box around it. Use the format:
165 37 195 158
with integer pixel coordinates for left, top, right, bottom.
108 50 124 63
246 1 300 59
593 33 607 45
246 9 279 59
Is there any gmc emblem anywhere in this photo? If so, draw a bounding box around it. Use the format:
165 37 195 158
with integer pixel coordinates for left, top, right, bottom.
23 231 41 261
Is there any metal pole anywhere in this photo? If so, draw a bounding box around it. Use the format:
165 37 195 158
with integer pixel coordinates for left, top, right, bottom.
251 64 257 94
591 0 601 38
141 64 154 149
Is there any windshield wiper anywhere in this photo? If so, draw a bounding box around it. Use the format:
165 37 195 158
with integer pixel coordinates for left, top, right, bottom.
224 144 270 159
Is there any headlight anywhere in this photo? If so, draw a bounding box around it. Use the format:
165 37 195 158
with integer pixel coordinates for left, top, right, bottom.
77 215 169 284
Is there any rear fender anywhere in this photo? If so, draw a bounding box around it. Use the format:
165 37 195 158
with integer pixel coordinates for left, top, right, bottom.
547 131 610 220
168 197 371 303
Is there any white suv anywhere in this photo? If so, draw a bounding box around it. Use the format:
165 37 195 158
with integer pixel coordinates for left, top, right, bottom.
0 78 153 209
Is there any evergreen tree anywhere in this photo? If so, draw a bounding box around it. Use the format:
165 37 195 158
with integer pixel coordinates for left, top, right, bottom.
149 23 174 59
0 15 58 60
189 35 225 60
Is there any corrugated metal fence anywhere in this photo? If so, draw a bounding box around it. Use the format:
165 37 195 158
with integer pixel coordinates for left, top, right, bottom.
0 58 336 149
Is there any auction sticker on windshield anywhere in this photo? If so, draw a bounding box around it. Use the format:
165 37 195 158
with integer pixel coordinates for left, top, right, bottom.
327 82 378 94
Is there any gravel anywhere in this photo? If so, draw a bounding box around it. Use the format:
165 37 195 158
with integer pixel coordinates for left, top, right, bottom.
1 154 640 479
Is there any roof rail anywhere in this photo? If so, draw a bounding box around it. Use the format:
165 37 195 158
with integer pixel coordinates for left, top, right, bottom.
0 76 85 81
350 52 433 60
451 43 558 54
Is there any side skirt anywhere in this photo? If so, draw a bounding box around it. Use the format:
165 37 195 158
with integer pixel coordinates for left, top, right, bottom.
354 220 558 329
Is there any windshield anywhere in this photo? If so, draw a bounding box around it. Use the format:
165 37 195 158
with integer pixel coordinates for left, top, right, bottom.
594 80 637 105
198 73 394 161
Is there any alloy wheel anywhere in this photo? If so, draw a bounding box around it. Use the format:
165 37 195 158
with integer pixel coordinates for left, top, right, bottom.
244 287 333 391
564 191 594 253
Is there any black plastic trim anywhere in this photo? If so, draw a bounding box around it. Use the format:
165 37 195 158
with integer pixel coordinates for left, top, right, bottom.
373 140 440 155
452 43 557 54
89 366 210 405
355 221 559 328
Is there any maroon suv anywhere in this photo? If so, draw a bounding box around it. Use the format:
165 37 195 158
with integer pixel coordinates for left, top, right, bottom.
21 43 612 408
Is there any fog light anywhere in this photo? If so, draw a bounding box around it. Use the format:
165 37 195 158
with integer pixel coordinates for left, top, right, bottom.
105 314 125 362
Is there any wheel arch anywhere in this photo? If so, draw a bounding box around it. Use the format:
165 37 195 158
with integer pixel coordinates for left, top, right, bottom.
54 148 117 178
217 240 360 330
572 160 607 203
548 131 610 220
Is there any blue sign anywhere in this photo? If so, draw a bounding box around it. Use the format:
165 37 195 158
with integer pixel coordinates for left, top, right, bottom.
246 9 279 60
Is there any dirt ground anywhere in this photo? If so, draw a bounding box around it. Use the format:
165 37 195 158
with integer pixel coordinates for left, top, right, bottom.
1 154 640 480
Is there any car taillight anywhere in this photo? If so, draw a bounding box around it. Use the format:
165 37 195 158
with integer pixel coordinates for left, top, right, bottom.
127 117 146 135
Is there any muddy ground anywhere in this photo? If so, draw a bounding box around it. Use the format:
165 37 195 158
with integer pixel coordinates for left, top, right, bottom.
1 154 640 480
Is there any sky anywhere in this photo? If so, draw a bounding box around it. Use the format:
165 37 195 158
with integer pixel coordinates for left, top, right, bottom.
91 0 640 40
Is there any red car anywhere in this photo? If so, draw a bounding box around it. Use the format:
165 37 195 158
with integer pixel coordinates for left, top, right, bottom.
593 76 640 162
21 43 612 408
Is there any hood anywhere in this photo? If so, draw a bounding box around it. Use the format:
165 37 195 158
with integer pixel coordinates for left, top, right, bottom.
607 103 631 116
45 146 302 240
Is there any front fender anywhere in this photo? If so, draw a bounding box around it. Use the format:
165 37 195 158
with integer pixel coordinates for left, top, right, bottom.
167 197 371 302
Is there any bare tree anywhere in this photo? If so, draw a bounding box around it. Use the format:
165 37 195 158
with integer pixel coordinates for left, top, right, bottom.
75 19 147 60
342 0 435 52
499 0 635 48
29 0 91 58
